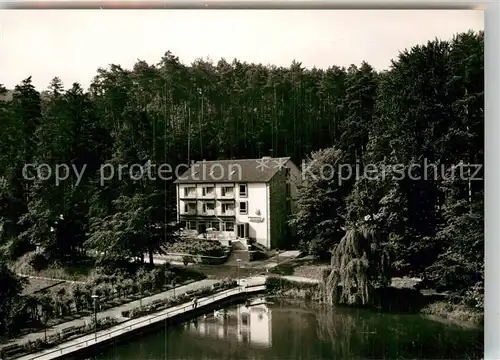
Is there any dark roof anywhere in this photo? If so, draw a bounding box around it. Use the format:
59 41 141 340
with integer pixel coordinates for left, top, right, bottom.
174 157 292 184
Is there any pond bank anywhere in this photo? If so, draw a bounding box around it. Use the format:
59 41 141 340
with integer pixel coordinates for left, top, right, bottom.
264 276 483 328
95 294 484 360
421 301 483 327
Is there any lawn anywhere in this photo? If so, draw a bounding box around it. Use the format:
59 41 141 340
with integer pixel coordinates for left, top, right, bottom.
10 253 95 282
21 278 65 295
270 257 330 280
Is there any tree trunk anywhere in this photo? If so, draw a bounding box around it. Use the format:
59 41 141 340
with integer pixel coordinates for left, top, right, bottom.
148 247 154 267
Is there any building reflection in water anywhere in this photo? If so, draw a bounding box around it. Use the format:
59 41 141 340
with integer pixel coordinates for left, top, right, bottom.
184 297 272 348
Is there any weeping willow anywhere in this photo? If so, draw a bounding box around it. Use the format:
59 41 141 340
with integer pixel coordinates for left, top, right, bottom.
323 223 391 306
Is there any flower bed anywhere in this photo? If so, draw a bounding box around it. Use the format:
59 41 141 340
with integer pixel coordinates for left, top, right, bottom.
121 279 238 319
165 239 227 258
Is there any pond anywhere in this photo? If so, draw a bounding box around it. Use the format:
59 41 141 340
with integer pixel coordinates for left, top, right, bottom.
93 297 483 360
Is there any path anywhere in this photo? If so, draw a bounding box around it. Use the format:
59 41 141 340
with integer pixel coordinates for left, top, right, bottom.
14 282 267 360
16 275 85 285
280 275 321 284
0 279 217 350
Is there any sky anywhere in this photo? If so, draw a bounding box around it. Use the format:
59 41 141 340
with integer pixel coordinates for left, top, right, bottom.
0 9 484 90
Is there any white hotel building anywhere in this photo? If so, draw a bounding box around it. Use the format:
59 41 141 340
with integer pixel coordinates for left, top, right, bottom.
174 157 301 250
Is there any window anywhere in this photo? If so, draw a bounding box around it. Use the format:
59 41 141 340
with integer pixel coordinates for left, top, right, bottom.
239 184 247 197
184 187 195 197
188 221 197 230
222 203 234 214
286 183 291 196
239 201 248 214
225 221 234 232
202 186 214 196
221 186 233 196
179 221 187 229
203 203 215 212
241 314 249 325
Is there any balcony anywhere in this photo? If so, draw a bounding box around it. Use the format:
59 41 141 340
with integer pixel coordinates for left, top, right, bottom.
201 192 215 199
200 209 216 216
181 189 197 199
219 209 235 216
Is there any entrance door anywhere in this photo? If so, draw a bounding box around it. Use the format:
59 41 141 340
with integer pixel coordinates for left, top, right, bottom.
237 223 248 238
198 222 207 234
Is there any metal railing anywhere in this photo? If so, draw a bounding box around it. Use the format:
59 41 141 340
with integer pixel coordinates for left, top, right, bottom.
21 284 266 360
160 252 229 261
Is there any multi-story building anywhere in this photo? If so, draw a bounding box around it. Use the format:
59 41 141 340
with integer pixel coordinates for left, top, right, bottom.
174 157 301 250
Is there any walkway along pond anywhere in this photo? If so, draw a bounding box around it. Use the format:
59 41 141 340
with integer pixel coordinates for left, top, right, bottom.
14 281 267 360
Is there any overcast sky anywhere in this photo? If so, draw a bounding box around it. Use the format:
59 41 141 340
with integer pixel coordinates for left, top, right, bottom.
0 9 483 90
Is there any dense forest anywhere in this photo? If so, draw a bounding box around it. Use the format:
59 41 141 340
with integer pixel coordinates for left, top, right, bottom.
0 31 483 331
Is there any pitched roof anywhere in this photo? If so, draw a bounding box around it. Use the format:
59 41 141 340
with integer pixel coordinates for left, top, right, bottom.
174 157 292 184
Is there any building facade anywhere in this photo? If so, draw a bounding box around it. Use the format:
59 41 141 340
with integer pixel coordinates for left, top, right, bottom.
174 157 301 250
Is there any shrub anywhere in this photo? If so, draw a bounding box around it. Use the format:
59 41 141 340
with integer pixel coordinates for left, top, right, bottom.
265 277 321 301
27 252 50 272
464 281 484 310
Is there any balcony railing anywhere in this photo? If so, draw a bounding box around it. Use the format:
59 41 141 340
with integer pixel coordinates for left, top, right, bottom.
181 191 197 199
181 208 197 215
220 190 235 199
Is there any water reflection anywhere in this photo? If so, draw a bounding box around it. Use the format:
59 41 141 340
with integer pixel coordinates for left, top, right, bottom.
185 297 272 348
97 297 483 360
